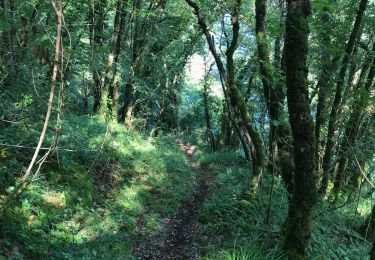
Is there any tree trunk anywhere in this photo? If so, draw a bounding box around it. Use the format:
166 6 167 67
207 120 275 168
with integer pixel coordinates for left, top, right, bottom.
203 67 215 152
314 2 338 174
110 7 127 120
99 1 126 117
333 43 375 193
283 0 317 258
185 0 266 192
225 0 265 190
121 0 167 126
90 0 106 112
255 0 294 194
255 0 279 165
320 0 368 195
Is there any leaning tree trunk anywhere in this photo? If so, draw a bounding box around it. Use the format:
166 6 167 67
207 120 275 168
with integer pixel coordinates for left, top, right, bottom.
223 0 266 190
333 44 375 194
185 0 265 191
283 0 317 258
320 0 368 196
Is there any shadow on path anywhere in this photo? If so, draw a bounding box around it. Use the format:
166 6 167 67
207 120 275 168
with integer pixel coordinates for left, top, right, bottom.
133 140 216 259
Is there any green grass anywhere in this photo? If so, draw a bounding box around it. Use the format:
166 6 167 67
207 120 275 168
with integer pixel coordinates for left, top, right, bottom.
0 115 196 259
1 118 372 259
197 150 371 259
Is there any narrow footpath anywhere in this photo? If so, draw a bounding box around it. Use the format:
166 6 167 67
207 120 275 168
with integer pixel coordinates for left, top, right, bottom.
133 141 216 259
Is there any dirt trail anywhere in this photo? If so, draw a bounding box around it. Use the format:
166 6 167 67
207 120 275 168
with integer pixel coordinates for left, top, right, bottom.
133 141 216 259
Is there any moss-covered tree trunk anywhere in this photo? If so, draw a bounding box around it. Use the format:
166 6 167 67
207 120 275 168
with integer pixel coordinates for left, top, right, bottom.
99 1 125 117
90 0 106 112
226 1 265 187
255 0 280 165
255 0 295 195
109 7 126 120
320 0 368 196
366 204 375 259
203 65 215 151
314 2 338 176
121 0 142 127
110 3 127 120
185 0 266 190
283 0 317 258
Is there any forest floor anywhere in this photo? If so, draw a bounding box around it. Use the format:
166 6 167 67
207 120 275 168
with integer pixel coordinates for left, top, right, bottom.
0 116 371 259
133 140 217 259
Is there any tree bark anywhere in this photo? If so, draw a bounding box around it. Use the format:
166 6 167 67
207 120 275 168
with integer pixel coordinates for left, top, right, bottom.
320 0 368 195
110 7 127 120
314 2 338 174
283 0 317 258
22 0 63 182
99 1 125 117
185 0 266 191
333 43 375 193
203 64 215 152
121 0 167 126
90 0 106 112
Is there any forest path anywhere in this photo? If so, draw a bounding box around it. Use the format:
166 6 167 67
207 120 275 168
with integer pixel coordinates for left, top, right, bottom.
133 140 216 259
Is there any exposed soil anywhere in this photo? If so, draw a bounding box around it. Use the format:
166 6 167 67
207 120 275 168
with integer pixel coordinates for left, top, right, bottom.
132 141 216 259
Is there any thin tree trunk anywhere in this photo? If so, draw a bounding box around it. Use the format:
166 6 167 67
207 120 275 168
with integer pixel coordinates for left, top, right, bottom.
99 1 125 117
333 44 375 193
121 0 167 126
110 5 127 120
22 0 63 181
90 0 106 112
255 0 279 164
185 0 266 191
255 0 294 193
320 0 368 195
203 65 215 151
121 0 143 126
283 0 317 258
314 1 338 174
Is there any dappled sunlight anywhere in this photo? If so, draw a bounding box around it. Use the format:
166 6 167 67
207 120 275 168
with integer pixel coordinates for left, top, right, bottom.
1 0 374 258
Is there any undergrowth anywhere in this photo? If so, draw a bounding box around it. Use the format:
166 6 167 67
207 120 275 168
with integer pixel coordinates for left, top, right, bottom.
198 150 371 259
0 115 196 259
0 117 372 259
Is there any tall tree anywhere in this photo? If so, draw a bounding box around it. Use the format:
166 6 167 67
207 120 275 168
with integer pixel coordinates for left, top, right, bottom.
90 0 106 112
283 0 317 258
314 0 338 173
203 63 215 151
185 0 266 190
320 0 369 195
333 43 375 194
121 0 167 127
99 1 127 117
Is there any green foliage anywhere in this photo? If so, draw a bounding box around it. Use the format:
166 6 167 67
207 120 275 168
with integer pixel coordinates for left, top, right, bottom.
0 115 196 258
197 151 371 259
1 0 374 258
